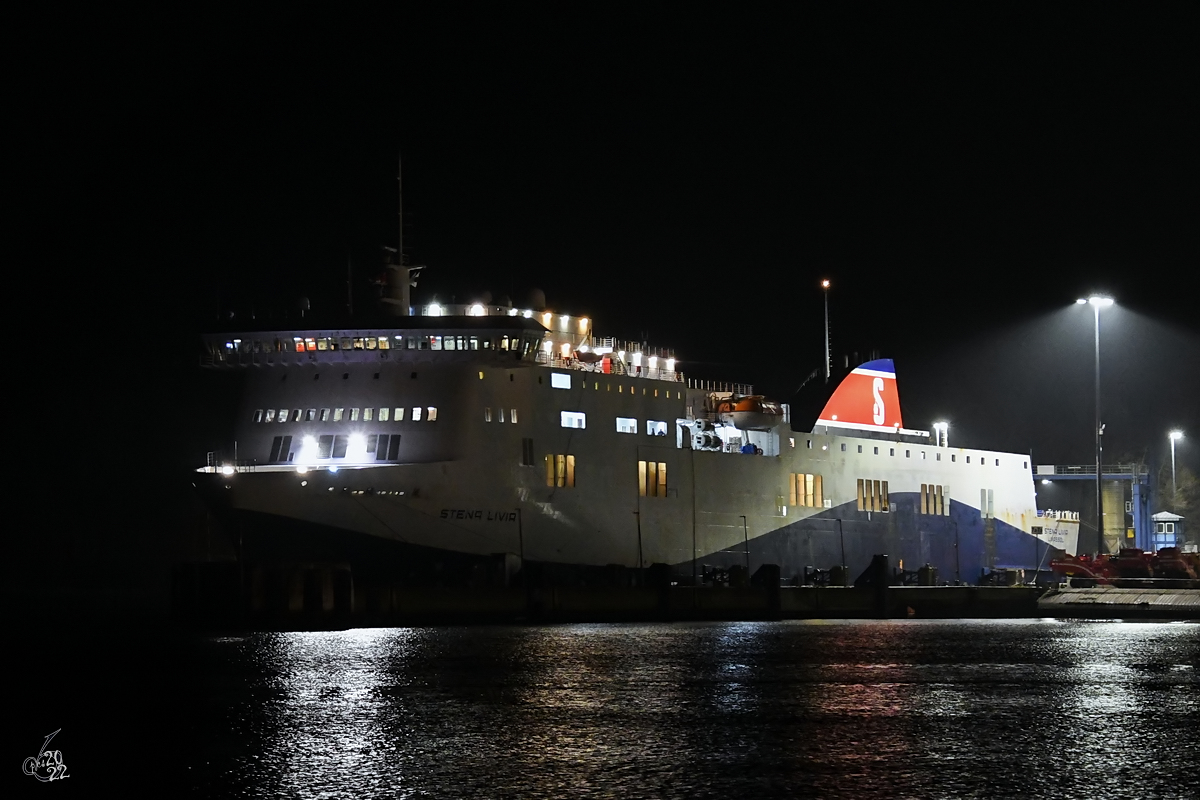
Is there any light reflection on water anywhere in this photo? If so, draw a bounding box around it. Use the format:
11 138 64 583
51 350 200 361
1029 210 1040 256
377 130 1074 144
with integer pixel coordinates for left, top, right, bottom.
147 621 1200 797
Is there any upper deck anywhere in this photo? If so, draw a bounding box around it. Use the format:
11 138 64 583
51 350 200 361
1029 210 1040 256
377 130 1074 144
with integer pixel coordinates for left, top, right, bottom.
201 301 685 383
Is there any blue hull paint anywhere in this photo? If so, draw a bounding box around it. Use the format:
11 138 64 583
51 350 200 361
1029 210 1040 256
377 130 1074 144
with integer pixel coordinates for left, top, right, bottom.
696 493 1047 583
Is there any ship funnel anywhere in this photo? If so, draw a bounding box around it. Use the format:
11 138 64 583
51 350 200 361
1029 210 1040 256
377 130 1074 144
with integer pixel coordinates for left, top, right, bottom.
815 358 904 434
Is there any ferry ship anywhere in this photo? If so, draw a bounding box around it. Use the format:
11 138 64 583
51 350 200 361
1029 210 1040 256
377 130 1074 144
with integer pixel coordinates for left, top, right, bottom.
194 273 1064 587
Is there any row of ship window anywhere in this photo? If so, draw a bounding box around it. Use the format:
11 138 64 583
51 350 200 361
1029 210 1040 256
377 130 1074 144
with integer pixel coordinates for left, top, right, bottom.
548 372 677 397
541 455 670 497
267 433 403 463
821 440 1025 469
224 335 537 355
255 407 439 423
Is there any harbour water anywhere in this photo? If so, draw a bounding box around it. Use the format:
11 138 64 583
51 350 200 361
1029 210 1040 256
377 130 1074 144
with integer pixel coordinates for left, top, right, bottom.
16 620 1200 797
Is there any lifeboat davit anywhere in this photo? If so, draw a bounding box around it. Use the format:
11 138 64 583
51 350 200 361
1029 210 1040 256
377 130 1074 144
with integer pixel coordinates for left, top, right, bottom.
715 395 784 431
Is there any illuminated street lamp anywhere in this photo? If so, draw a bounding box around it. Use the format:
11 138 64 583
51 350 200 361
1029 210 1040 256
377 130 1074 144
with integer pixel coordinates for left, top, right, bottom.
821 280 831 382
1076 295 1114 554
1169 430 1184 509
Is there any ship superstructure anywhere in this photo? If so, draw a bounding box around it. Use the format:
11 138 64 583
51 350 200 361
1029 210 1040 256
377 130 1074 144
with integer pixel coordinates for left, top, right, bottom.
196 299 1058 586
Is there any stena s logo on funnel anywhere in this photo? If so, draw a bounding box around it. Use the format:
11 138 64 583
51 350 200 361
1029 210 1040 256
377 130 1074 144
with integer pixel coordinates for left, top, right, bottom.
817 359 904 433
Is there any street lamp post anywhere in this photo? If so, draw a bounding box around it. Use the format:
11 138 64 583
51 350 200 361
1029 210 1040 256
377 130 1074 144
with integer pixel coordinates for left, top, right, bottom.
1169 431 1184 509
1077 295 1113 554
821 280 831 382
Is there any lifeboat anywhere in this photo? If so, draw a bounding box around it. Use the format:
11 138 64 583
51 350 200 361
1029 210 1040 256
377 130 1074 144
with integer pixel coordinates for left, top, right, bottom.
714 395 784 431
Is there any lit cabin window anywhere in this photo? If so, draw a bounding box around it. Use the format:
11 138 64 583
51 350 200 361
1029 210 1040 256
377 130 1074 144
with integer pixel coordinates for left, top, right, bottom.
617 417 637 434
317 338 330 351
365 337 377 350
412 407 422 421
317 435 333 458
378 337 390 350
334 408 344 421
430 336 442 351
305 409 316 422
253 409 264 423
470 336 479 350
353 338 365 350
561 411 586 429
406 337 416 350
293 338 304 352
364 408 374 421
350 408 360 421
637 460 668 497
320 408 330 422
277 408 287 423
646 420 667 436
485 408 493 423
789 438 795 448
394 407 404 421
498 408 505 423
340 337 353 350
379 408 389 421
444 336 456 351
551 373 571 389
479 371 485 380
510 409 518 423
427 407 437 421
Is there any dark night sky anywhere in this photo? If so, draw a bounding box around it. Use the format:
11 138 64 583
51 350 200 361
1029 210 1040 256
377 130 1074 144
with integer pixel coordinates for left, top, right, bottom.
13 5 1199 614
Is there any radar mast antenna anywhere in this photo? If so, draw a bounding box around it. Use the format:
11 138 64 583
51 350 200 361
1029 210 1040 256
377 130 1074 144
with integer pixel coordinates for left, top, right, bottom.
383 152 423 316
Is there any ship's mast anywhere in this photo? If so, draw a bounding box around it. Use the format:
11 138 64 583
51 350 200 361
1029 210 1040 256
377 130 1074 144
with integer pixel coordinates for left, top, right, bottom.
384 154 421 316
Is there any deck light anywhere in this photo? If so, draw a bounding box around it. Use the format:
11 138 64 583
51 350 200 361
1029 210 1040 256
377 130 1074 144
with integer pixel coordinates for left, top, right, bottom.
469 303 484 316
220 465 234 476
427 303 443 317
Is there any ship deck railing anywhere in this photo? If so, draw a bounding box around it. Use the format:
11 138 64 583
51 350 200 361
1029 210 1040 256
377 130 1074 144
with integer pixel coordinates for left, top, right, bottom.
534 352 684 382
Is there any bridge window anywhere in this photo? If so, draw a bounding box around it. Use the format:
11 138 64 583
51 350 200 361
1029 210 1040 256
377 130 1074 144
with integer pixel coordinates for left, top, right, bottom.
616 417 637 434
561 411 586 429
646 420 667 436
551 373 571 389
427 407 437 421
